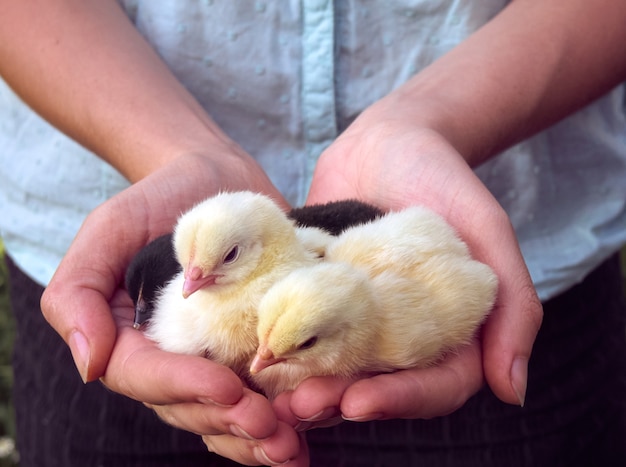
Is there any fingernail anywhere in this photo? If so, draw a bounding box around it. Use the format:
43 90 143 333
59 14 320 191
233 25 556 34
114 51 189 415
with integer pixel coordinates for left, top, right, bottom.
294 421 312 432
511 357 528 407
229 424 258 441
69 331 90 383
199 397 234 408
342 412 383 422
296 406 338 422
253 446 289 466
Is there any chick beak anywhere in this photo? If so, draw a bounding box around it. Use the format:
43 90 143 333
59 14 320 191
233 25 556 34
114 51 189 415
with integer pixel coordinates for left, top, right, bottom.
182 265 218 298
249 346 285 375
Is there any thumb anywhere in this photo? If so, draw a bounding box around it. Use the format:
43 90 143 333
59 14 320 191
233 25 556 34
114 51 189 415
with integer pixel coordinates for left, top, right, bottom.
41 281 117 382
468 212 543 406
40 200 140 382
481 268 543 406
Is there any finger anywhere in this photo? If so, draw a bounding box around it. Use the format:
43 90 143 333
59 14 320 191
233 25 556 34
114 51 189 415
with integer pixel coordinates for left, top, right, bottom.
272 390 345 433
290 433 311 467
148 389 278 441
271 392 300 428
285 377 354 425
339 342 483 421
202 421 306 466
100 325 244 406
41 271 118 382
481 259 543 406
40 197 156 382
456 208 543 406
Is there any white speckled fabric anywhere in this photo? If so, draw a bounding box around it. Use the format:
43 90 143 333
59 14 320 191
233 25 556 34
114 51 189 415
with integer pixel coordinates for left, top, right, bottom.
0 0 625 300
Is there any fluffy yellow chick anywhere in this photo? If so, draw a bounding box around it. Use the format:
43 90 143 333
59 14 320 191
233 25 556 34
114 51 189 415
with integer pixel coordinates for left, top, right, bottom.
250 206 498 398
145 191 327 378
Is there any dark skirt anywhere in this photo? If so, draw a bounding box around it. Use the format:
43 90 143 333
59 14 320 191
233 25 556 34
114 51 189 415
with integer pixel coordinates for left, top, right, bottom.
7 254 626 467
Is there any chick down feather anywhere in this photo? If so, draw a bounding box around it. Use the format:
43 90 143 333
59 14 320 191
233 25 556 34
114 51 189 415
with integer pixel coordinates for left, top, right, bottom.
124 233 180 329
251 206 498 398
144 191 329 380
123 200 371 328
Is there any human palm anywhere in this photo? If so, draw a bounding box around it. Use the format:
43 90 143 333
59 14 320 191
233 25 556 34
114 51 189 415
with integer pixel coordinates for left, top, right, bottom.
296 115 542 424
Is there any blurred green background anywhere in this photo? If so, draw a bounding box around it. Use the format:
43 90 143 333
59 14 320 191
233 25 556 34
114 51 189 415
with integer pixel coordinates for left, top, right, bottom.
0 238 625 467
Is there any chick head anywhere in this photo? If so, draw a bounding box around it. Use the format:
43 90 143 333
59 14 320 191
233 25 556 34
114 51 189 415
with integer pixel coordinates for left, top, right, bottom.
173 191 295 297
251 262 376 377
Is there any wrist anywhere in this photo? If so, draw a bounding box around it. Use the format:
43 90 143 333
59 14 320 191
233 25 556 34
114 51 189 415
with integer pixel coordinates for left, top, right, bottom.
364 81 500 169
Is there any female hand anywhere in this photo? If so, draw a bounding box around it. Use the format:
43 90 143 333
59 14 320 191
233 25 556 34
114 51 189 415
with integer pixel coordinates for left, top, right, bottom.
283 106 543 427
40 152 305 465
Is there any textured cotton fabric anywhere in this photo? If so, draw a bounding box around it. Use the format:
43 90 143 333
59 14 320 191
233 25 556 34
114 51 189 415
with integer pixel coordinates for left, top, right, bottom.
0 0 625 300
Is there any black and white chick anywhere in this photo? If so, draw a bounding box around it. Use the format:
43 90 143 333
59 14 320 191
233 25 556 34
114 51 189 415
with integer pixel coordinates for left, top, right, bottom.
124 233 180 329
143 191 328 379
288 199 384 235
124 199 382 327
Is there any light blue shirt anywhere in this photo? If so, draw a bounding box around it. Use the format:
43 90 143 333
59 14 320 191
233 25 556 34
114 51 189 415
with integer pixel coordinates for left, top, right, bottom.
1 0 625 301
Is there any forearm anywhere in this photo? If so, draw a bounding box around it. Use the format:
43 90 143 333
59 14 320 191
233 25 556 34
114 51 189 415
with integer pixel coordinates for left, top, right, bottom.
377 0 626 166
0 0 236 183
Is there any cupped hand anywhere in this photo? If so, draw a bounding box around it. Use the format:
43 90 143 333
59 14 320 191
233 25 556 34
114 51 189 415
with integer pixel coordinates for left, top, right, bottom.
274 339 482 429
40 151 303 465
298 103 543 425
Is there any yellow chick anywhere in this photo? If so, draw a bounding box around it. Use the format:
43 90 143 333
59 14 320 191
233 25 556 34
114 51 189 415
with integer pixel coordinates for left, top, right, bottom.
145 191 327 378
251 262 378 397
250 206 498 398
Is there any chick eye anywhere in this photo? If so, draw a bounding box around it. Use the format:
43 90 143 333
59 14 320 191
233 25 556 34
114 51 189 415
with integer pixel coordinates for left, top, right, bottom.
223 245 239 264
297 336 318 350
